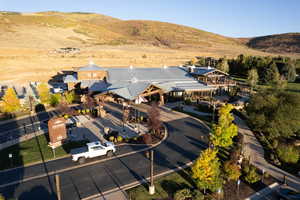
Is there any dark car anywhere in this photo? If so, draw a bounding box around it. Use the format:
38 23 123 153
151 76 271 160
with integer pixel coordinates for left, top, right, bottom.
277 186 300 200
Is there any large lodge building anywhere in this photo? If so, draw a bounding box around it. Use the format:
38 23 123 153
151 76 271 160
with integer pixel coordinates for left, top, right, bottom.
62 62 236 104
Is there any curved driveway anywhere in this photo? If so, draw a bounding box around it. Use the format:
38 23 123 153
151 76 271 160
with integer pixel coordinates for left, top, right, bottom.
0 104 209 200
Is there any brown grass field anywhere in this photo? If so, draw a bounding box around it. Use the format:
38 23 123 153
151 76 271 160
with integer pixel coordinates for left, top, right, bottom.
0 11 299 84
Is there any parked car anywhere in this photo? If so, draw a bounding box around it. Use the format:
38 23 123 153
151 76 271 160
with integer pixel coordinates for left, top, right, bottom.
277 185 300 200
71 141 116 164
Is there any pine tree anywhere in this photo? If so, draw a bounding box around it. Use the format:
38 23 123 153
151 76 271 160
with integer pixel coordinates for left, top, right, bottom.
264 62 280 85
1 88 21 113
37 83 50 105
192 148 222 192
210 104 238 148
247 68 259 92
216 58 229 73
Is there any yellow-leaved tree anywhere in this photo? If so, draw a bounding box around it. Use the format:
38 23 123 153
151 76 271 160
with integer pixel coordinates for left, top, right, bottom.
210 104 238 148
37 83 50 105
192 148 222 192
1 88 21 113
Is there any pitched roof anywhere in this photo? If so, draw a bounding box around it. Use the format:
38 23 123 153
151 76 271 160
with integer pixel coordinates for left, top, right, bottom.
190 66 228 76
77 63 103 71
63 75 78 83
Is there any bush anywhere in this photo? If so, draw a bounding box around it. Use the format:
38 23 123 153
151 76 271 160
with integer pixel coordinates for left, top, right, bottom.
184 99 192 105
109 136 115 142
0 193 4 200
192 190 205 200
117 136 123 143
174 188 192 200
244 166 260 184
276 144 299 164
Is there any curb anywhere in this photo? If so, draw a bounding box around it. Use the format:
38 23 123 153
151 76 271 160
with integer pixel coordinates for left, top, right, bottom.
82 160 194 200
0 124 168 188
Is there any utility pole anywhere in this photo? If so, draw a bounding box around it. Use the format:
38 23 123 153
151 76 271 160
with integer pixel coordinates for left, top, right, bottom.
55 174 61 200
149 150 155 195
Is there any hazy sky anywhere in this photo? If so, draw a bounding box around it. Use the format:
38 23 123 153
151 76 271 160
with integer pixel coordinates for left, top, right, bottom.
0 0 299 37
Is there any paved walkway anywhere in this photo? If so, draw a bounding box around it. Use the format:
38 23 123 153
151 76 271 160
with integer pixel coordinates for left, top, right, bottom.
234 115 300 190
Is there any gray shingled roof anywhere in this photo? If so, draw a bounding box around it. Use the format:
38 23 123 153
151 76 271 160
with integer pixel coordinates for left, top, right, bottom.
81 80 107 92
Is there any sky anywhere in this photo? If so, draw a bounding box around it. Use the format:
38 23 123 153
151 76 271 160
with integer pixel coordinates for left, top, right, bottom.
0 0 299 38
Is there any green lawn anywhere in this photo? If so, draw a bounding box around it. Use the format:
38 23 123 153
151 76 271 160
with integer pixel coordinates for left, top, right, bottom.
0 134 87 170
127 168 203 200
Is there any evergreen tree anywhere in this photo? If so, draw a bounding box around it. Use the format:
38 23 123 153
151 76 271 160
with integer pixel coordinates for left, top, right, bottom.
216 57 229 73
1 88 21 113
247 68 259 91
37 83 50 105
264 62 280 85
210 104 238 148
192 148 222 192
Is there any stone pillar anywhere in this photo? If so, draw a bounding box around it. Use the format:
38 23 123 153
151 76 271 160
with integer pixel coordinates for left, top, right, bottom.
159 92 164 105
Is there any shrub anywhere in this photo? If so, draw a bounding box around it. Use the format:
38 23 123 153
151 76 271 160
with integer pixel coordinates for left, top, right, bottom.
117 136 123 143
174 188 192 200
64 114 69 119
109 136 115 142
192 190 205 200
244 166 260 184
184 99 192 105
224 161 241 181
276 144 299 164
0 193 4 200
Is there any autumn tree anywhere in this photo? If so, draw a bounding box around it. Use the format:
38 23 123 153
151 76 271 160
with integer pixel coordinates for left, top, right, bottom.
210 104 238 148
147 102 162 136
37 83 50 105
1 88 21 113
192 148 222 192
64 90 76 104
247 68 259 92
223 161 241 181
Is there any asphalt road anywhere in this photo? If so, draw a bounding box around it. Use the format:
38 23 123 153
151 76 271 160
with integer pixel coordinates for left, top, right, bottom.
0 111 209 200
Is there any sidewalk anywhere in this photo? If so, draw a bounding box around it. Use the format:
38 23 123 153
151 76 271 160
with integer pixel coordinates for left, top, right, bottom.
234 115 300 190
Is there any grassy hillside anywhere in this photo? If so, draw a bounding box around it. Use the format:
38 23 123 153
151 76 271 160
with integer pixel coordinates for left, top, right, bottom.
0 11 298 83
246 33 300 54
0 11 241 49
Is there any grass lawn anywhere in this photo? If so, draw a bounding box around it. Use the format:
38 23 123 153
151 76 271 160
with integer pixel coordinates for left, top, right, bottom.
127 168 201 200
0 134 87 170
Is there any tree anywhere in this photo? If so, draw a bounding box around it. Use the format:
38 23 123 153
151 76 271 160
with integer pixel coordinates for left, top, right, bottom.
147 102 162 135
264 62 280 85
192 148 222 192
0 193 5 200
216 57 229 73
64 90 76 104
49 93 62 107
37 83 50 105
247 68 259 91
1 88 21 113
282 63 296 82
210 104 238 148
246 90 300 139
223 161 241 181
244 166 260 184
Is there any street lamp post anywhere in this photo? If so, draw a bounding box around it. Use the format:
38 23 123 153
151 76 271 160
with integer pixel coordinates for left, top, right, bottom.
262 169 265 183
149 150 155 195
217 188 222 200
237 179 241 198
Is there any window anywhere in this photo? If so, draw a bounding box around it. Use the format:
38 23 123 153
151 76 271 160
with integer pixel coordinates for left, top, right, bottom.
91 146 103 151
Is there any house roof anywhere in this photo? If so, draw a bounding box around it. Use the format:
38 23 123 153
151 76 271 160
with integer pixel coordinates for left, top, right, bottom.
77 63 103 71
81 80 108 92
63 75 78 83
190 66 228 76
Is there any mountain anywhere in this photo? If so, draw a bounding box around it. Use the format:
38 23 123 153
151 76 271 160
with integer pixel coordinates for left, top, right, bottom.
245 33 300 54
0 11 240 49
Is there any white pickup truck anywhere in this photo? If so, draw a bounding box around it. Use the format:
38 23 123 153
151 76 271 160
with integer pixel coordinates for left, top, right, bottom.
71 141 116 164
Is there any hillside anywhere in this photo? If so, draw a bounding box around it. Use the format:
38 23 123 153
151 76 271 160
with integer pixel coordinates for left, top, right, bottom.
0 11 298 84
246 33 300 54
